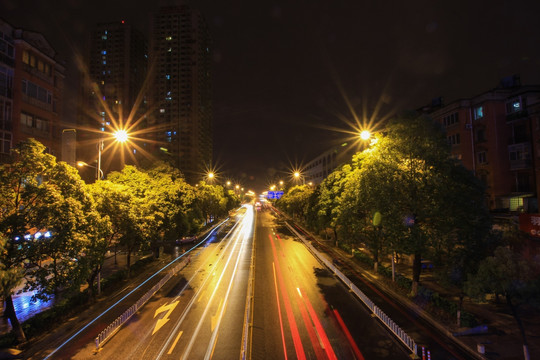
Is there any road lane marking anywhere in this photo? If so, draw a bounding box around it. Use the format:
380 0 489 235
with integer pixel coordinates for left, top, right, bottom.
273 262 288 360
299 287 337 360
155 217 244 360
153 301 180 335
294 287 326 360
333 309 364 360
168 331 183 355
269 234 306 360
211 298 224 331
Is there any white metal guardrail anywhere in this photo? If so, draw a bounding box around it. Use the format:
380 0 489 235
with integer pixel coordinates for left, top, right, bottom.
95 257 188 350
94 218 230 350
284 221 418 356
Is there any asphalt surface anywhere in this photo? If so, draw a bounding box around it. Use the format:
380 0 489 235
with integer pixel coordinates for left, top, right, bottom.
251 208 411 359
6 204 538 359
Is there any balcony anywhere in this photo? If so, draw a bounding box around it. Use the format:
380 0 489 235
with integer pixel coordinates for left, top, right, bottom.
508 142 532 170
506 109 528 122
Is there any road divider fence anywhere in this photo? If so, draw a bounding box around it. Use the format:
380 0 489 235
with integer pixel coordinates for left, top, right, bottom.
94 256 188 350
284 221 418 357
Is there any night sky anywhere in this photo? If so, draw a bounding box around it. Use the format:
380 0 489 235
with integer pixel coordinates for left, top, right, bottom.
3 0 540 192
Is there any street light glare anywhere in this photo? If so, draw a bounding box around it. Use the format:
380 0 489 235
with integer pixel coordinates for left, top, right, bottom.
77 161 87 167
208 172 215 179
294 171 300 178
360 130 371 141
114 129 129 143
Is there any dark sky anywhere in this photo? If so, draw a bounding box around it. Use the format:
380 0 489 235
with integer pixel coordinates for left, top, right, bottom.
3 0 540 192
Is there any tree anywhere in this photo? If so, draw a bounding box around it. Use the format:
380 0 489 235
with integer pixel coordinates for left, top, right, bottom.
337 114 490 295
276 185 313 221
317 164 351 245
106 166 151 276
0 139 56 342
24 162 104 301
466 246 540 360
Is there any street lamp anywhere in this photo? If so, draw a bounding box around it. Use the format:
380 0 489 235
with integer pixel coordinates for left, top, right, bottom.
360 130 371 141
293 171 305 184
96 130 129 181
77 161 103 180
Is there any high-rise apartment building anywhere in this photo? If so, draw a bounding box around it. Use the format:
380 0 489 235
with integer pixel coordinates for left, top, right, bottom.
0 18 65 162
79 21 147 177
150 5 212 183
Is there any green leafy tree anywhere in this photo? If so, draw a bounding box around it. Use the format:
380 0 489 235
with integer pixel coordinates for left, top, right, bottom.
0 139 56 342
337 114 490 295
196 181 227 225
24 162 105 301
466 246 540 360
107 166 150 276
317 164 351 245
277 185 314 221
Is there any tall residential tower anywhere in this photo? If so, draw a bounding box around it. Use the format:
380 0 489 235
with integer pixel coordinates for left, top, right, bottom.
79 21 147 177
150 5 212 183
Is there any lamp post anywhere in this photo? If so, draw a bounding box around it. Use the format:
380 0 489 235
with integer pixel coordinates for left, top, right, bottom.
83 129 128 295
293 171 305 184
77 161 103 181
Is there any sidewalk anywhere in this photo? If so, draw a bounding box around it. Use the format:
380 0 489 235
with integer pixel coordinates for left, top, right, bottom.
321 239 539 360
0 251 155 335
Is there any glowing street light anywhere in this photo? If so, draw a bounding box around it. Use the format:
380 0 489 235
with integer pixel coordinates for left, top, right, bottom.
207 172 215 182
114 129 129 143
360 130 371 141
77 161 103 179
226 180 231 186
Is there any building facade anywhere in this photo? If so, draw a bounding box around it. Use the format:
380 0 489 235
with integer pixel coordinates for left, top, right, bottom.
426 76 540 212
150 5 212 183
79 21 147 178
0 18 65 161
304 142 356 185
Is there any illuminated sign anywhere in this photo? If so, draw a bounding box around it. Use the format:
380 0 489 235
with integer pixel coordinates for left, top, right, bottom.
267 191 284 199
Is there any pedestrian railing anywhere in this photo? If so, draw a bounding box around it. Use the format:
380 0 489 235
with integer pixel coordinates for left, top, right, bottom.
285 222 418 357
95 256 188 350
94 219 231 351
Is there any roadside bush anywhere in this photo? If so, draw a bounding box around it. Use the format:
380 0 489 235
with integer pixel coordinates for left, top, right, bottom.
353 250 374 267
395 274 412 290
0 332 16 348
377 264 392 278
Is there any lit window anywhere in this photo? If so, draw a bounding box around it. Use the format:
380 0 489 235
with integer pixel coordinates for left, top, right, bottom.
160 108 165 113
102 35 107 40
100 127 105 132
102 60 106 65
166 36 172 41
506 99 522 114
473 106 483 120
22 50 30 64
101 50 107 55
165 74 171 80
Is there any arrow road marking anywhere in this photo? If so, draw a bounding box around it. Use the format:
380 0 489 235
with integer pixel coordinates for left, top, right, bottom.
153 301 179 335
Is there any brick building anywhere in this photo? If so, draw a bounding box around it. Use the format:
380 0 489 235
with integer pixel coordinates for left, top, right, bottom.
0 18 65 161
424 76 540 213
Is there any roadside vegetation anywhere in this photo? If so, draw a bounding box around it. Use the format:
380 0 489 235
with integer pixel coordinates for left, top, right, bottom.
275 113 540 357
0 139 240 344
